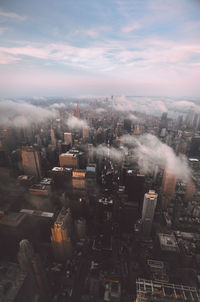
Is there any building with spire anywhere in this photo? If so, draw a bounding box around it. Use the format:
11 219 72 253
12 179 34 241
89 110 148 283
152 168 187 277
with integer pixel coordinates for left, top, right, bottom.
74 104 81 119
18 239 50 301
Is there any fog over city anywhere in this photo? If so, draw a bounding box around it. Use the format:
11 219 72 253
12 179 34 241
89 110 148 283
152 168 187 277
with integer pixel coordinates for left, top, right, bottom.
0 0 200 301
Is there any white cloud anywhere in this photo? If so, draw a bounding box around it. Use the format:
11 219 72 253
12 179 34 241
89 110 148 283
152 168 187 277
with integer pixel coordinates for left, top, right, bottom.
0 100 57 127
0 9 26 21
121 133 192 182
66 116 88 129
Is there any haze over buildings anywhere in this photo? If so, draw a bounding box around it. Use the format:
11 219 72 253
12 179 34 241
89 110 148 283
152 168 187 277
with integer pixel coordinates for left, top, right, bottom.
0 1 200 302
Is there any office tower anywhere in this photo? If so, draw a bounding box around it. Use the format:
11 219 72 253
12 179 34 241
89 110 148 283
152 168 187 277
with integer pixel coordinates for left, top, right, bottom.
22 146 42 178
59 152 79 168
124 119 132 132
177 115 183 128
83 126 89 140
18 239 50 301
141 190 158 238
51 207 73 261
193 113 200 130
125 171 145 204
189 136 200 157
74 218 86 240
74 104 80 119
50 128 56 146
160 112 168 129
88 144 94 163
64 132 73 146
185 110 195 127
162 170 176 209
184 182 195 202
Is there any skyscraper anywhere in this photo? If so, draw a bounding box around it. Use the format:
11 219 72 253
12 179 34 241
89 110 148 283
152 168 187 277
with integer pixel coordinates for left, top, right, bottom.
162 170 176 209
22 146 42 178
51 207 73 261
50 128 56 146
74 104 81 119
125 171 145 204
64 132 73 146
18 239 50 301
141 190 158 239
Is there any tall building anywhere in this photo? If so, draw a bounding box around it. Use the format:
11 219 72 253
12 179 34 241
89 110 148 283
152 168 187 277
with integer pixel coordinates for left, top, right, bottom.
162 170 176 209
124 119 132 132
50 128 56 146
125 171 145 204
21 146 42 178
64 132 73 146
74 104 81 119
59 152 79 168
141 190 158 238
160 112 168 129
189 136 200 158
83 126 89 140
51 207 73 261
18 239 50 301
184 182 195 201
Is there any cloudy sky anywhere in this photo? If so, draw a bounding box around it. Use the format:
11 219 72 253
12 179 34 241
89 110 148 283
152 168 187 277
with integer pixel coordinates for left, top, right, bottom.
0 0 200 97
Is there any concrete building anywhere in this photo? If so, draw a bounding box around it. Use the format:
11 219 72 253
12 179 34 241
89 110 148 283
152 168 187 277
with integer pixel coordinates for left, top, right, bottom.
136 278 200 302
50 128 56 146
104 280 121 302
51 207 73 261
74 218 86 240
0 261 35 302
141 190 158 238
64 132 73 146
21 146 41 178
18 239 50 301
83 126 89 140
162 170 177 209
158 233 179 253
59 152 79 168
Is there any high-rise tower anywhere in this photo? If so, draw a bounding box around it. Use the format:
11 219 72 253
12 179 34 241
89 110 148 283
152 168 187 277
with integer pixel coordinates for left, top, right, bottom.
51 207 73 261
141 190 158 239
74 104 81 119
22 146 42 178
18 239 50 301
162 170 176 209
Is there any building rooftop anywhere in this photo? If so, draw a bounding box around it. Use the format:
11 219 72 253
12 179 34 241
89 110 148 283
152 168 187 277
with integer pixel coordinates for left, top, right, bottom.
136 278 200 302
40 178 52 185
20 209 54 218
158 233 179 253
0 212 26 227
55 207 71 226
0 261 27 302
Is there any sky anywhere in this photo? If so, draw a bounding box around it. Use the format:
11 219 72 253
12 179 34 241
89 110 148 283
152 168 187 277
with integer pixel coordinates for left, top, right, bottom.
0 0 200 98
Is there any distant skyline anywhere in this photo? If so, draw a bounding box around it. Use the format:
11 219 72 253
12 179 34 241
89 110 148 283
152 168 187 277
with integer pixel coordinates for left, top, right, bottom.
0 0 200 98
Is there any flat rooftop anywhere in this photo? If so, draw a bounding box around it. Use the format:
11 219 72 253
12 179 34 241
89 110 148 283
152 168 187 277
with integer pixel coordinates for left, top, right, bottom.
20 209 54 218
158 233 179 253
0 212 26 227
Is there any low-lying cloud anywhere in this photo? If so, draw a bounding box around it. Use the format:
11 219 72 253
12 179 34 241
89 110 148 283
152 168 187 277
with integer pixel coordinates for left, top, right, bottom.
0 99 57 128
121 133 191 182
93 144 125 162
114 95 200 117
66 116 88 129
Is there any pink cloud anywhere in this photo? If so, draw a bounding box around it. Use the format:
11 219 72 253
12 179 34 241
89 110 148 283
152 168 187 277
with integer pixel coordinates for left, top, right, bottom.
122 22 141 33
